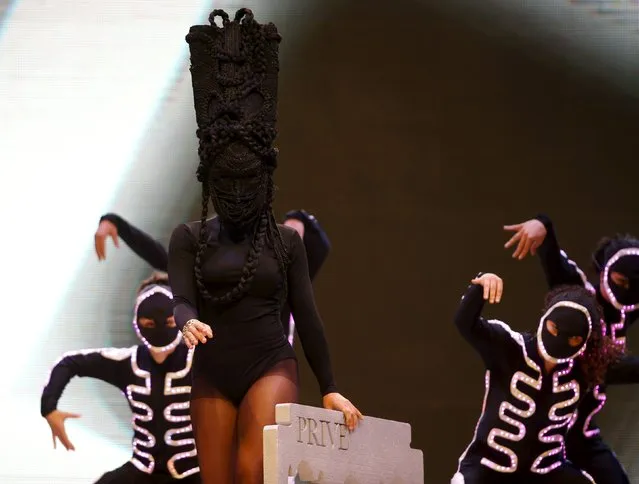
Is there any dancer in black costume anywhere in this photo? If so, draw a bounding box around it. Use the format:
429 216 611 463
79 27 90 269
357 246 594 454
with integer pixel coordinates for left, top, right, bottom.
504 216 639 484
168 9 361 483
451 272 626 484
41 273 200 483
95 208 330 345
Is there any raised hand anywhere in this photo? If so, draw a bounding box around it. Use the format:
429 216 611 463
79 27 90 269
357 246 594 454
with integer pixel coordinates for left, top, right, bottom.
503 219 547 260
45 409 81 451
471 273 503 304
94 219 120 261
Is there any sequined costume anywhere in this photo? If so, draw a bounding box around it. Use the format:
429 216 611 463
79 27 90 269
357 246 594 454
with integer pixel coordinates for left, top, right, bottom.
41 343 199 483
533 214 639 484
452 279 599 484
100 210 331 346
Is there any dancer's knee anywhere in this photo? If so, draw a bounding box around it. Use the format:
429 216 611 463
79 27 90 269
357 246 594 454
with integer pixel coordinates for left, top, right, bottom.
235 445 263 484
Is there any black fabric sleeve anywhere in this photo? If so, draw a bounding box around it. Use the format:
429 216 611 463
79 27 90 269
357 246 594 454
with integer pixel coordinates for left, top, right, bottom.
534 214 590 289
454 281 516 368
280 210 331 343
40 347 133 417
168 224 200 331
285 229 337 395
100 213 168 271
605 355 639 385
284 210 331 281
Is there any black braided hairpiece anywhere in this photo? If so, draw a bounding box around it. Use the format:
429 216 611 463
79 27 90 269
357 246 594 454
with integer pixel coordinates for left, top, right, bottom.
187 9 288 306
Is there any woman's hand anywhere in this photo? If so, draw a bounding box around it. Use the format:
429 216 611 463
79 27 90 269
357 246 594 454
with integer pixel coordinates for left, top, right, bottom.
471 273 503 304
322 393 363 431
45 409 81 451
94 219 120 261
182 319 214 349
503 219 547 260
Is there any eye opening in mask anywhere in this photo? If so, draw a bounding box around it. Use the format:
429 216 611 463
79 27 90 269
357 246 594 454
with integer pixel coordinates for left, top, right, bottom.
138 317 156 329
167 316 176 328
544 319 585 348
610 271 630 289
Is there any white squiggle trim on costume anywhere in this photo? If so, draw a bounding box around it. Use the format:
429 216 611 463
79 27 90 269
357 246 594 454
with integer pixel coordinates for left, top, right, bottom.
42 347 136 389
560 250 596 295
609 310 628 349
531 360 580 474
288 315 296 346
450 471 466 483
127 348 155 474
581 469 596 483
164 348 199 478
480 320 542 473
583 385 607 438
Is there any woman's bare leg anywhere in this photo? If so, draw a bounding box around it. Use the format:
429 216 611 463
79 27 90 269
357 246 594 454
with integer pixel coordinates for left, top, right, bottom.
190 375 238 484
235 359 298 484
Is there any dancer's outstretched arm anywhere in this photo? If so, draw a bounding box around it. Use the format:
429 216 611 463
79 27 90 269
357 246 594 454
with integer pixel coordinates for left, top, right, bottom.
95 213 168 270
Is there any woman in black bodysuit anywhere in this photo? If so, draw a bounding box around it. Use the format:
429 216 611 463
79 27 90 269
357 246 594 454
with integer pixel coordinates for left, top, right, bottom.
451 273 625 484
95 208 330 346
503 216 639 484
167 9 362 483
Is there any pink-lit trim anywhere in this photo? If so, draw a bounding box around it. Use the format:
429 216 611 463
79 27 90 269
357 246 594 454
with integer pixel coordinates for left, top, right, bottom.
531 360 580 474
480 320 542 473
582 385 607 438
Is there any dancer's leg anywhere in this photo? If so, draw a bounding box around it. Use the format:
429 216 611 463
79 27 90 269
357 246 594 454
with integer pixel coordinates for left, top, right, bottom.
235 358 298 484
190 374 238 484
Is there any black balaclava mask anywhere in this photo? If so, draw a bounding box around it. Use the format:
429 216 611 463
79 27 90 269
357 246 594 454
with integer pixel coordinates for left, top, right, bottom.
133 285 181 352
600 247 639 311
537 302 592 363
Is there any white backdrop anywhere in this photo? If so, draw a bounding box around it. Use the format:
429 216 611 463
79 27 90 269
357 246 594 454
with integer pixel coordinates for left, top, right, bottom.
0 1 215 481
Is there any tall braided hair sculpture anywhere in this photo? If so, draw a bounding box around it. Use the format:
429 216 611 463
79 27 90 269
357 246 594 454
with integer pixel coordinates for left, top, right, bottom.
186 8 288 306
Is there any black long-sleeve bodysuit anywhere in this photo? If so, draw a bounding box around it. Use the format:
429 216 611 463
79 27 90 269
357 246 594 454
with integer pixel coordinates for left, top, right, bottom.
167 217 336 405
41 344 199 483
453 282 597 484
101 212 330 344
534 215 639 484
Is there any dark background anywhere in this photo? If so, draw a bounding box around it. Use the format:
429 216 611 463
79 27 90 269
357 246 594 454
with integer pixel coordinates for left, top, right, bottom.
252 0 639 481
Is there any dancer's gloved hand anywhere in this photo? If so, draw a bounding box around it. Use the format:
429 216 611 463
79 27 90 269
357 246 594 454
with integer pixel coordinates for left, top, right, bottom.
322 393 364 432
182 319 214 349
471 273 504 304
503 219 547 260
44 409 81 451
94 219 120 261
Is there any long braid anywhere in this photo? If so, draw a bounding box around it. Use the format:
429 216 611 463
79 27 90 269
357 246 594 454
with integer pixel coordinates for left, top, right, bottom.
194 182 212 300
